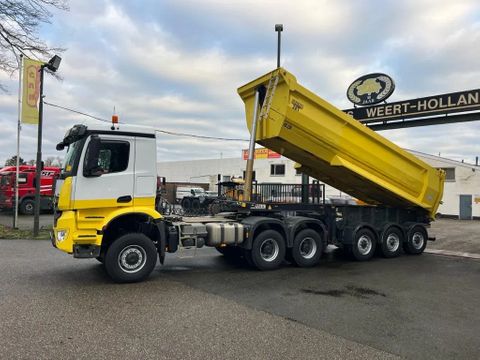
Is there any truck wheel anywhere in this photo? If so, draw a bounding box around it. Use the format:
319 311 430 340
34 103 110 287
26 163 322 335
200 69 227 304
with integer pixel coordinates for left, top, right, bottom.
181 198 191 211
191 198 200 211
250 230 285 270
404 225 427 255
20 199 35 215
291 229 323 267
380 227 403 258
351 228 376 261
104 233 157 283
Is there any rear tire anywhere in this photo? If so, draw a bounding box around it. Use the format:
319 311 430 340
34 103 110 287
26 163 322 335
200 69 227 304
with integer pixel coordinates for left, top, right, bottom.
380 227 403 258
20 199 35 215
351 228 376 261
404 225 427 254
291 229 323 267
104 233 157 283
250 230 285 270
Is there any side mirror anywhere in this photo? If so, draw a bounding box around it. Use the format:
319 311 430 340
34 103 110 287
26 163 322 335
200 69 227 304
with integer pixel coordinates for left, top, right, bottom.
83 135 102 177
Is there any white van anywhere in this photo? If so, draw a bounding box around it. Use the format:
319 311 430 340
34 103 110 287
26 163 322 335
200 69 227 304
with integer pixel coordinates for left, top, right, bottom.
175 187 205 202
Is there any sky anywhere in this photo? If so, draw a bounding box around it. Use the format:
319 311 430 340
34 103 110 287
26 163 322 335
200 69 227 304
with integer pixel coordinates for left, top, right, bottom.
1 0 480 166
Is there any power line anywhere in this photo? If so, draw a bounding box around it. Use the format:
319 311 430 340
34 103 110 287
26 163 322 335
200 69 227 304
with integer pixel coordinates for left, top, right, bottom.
43 101 249 142
44 101 111 123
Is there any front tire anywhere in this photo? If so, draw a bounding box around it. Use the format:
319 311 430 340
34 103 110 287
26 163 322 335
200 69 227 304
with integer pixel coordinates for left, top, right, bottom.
291 229 323 267
104 233 157 283
20 199 35 215
250 230 286 270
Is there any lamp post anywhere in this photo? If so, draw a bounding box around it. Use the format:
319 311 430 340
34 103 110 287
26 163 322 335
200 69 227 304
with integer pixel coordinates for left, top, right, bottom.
33 55 61 237
275 24 283 68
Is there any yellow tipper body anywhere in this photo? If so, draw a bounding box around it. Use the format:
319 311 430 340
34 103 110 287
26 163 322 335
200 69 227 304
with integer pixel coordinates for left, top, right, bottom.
238 68 445 219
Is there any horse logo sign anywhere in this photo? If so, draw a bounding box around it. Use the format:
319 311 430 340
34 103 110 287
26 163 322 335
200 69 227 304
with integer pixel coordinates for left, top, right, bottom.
347 73 395 106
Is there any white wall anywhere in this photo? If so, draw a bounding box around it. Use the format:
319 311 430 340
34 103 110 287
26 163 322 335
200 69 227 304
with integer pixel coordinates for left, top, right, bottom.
411 151 480 218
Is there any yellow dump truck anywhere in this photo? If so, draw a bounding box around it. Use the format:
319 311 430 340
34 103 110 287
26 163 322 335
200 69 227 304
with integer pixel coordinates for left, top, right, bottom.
237 68 445 219
51 68 444 283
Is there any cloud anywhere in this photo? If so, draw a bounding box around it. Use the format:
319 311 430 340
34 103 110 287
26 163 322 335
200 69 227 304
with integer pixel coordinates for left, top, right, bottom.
0 0 479 167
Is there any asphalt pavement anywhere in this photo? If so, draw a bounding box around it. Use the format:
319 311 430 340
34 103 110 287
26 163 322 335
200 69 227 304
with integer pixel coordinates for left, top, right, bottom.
1 240 479 359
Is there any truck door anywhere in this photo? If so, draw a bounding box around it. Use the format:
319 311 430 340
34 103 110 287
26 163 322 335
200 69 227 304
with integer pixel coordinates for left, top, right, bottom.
73 135 134 209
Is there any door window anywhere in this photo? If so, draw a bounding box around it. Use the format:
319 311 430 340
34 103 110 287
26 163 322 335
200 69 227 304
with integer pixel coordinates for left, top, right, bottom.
97 141 130 174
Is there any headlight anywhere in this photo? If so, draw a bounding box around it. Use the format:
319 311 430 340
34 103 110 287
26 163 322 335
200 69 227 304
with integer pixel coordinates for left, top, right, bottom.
56 230 68 242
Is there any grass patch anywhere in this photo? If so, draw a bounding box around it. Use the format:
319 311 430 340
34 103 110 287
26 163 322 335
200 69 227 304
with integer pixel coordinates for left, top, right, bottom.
0 224 52 240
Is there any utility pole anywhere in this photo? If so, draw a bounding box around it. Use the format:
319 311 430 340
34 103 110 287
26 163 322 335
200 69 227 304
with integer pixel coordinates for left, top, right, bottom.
33 65 45 237
33 55 61 237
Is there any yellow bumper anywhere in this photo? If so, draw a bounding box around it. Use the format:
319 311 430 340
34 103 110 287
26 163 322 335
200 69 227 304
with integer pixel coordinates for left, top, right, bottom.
53 211 102 254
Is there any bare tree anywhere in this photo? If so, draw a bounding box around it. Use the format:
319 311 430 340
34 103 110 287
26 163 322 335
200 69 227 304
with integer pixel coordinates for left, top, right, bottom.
4 154 26 166
44 156 54 166
0 0 68 90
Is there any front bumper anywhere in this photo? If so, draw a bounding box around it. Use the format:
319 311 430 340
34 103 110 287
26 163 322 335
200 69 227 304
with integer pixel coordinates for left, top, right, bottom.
52 210 102 256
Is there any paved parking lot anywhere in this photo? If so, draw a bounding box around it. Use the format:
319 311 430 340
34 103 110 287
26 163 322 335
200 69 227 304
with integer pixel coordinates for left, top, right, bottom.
0 239 479 359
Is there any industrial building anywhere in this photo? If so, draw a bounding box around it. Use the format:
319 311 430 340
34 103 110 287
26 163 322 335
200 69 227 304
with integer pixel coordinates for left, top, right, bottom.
158 149 479 219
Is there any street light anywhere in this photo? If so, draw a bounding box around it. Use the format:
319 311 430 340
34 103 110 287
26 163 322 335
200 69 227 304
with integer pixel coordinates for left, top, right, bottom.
275 24 283 68
33 55 61 237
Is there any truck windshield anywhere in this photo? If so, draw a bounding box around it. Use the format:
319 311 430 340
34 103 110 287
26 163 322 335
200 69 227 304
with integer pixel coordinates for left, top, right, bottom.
0 174 11 187
62 139 85 178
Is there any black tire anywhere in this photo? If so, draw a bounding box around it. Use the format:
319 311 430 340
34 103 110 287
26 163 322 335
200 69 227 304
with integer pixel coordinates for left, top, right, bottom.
291 229 323 267
209 203 221 215
104 233 158 283
250 230 286 270
191 198 200 211
96 256 104 263
181 198 191 211
351 228 376 261
19 199 35 215
404 225 427 255
380 227 403 258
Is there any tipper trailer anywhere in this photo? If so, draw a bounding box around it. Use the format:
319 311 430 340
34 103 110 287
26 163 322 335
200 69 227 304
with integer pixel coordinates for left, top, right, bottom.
52 68 445 283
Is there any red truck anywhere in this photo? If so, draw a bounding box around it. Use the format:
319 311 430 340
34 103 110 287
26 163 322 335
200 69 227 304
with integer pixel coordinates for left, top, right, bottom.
0 165 60 215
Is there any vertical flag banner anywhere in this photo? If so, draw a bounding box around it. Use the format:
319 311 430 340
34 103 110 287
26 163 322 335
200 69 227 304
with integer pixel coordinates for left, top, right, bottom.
21 58 43 124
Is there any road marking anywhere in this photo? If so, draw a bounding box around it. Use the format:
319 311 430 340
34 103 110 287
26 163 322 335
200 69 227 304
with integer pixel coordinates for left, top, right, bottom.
425 249 480 259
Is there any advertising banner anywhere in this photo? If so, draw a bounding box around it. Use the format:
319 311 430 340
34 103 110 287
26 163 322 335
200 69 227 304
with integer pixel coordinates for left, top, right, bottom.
242 148 281 160
21 58 43 124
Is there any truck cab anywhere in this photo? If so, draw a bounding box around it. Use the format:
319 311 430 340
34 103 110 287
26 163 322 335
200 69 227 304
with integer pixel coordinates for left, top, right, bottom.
0 165 60 214
53 124 164 277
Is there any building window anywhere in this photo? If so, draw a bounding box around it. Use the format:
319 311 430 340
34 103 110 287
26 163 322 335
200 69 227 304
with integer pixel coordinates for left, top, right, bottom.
270 164 285 176
437 167 455 181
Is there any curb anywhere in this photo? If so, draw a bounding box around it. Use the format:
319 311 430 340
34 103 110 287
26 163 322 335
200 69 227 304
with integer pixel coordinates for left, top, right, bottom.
425 249 480 260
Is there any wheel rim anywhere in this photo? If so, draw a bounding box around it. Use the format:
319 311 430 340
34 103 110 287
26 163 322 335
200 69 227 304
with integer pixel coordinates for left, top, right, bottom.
25 203 34 212
299 237 317 259
118 245 147 273
259 238 279 262
357 235 372 255
385 233 400 252
411 232 425 250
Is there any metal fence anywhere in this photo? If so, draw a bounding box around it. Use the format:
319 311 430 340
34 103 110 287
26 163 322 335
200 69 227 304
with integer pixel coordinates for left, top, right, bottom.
252 182 325 205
